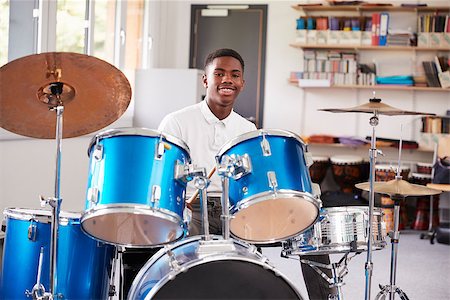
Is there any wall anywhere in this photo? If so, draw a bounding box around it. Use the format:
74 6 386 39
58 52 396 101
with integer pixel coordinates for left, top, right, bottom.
1 0 449 214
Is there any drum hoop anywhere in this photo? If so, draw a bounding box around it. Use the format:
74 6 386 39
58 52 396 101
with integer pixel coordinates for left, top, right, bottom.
231 190 321 215
217 129 307 158
3 208 80 224
87 127 191 158
127 235 302 299
288 241 386 256
81 204 185 247
411 172 432 179
375 164 410 171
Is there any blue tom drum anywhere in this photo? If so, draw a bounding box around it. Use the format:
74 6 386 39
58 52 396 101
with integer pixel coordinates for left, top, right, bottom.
217 129 321 244
81 128 191 247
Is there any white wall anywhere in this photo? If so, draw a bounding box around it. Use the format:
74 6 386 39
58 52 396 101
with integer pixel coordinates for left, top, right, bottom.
1 0 449 214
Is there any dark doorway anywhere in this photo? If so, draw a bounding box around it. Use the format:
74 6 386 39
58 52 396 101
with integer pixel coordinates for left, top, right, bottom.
189 4 267 128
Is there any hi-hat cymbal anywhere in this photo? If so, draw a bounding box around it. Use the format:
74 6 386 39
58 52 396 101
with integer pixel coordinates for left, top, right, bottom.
355 179 441 197
0 52 132 139
320 97 435 116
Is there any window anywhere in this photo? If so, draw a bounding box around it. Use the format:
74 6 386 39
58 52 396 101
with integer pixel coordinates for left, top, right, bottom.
0 0 9 66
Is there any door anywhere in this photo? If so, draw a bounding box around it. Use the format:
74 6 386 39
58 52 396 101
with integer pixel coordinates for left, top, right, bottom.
189 4 267 128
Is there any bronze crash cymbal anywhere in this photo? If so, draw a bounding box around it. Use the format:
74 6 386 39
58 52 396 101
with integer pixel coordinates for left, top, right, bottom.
320 97 436 116
0 52 131 139
355 179 442 197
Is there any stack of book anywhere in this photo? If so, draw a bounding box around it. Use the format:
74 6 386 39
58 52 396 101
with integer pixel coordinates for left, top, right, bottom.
301 50 358 86
422 116 450 134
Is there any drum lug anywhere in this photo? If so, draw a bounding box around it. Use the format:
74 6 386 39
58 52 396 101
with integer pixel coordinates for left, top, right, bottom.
260 134 271 156
305 152 314 167
93 143 103 161
28 222 37 241
155 140 166 160
267 171 278 191
165 246 181 272
87 187 100 205
151 185 161 207
311 183 322 198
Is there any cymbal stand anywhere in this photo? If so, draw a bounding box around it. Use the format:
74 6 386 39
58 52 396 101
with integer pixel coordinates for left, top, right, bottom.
364 107 382 300
420 142 438 243
36 83 66 299
375 194 410 300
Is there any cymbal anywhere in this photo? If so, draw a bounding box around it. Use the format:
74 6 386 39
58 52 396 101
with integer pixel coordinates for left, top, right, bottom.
355 179 442 197
427 183 450 192
320 97 436 116
0 52 131 139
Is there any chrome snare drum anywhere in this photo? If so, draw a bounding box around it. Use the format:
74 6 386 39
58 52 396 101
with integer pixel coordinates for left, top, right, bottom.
81 128 191 247
128 235 304 299
217 129 320 244
0 208 114 299
282 206 386 256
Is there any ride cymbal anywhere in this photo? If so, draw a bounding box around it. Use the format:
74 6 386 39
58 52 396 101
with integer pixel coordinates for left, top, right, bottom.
0 52 132 139
355 178 442 197
320 97 436 116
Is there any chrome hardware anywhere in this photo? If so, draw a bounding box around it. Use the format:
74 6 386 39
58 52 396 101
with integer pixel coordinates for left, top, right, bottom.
28 222 37 241
267 171 278 191
93 143 103 161
260 133 271 156
155 136 165 160
217 153 252 179
87 187 99 205
151 185 161 207
174 162 203 183
311 183 321 198
305 152 314 167
165 246 181 272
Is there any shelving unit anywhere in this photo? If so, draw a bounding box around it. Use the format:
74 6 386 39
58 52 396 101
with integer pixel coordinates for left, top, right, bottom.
290 4 450 92
288 80 448 92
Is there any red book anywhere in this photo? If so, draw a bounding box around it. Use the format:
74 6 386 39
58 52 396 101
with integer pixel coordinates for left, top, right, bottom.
371 13 380 46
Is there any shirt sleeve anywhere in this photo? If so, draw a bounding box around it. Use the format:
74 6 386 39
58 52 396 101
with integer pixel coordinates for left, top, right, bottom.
158 114 182 139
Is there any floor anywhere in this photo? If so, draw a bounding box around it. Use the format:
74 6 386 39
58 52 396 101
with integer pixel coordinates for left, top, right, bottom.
262 230 450 300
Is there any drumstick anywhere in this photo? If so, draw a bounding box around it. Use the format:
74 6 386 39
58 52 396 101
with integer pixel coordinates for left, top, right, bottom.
186 166 216 207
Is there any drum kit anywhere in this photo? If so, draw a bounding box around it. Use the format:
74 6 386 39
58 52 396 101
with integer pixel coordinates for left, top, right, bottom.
0 52 446 300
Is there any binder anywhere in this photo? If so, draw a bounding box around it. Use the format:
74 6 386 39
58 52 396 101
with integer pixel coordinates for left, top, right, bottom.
371 13 380 46
379 13 389 46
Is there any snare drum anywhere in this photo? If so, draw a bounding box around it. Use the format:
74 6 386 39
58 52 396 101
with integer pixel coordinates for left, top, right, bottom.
128 235 304 299
282 206 386 256
217 129 321 244
309 156 330 184
330 155 369 193
81 128 191 247
0 208 114 299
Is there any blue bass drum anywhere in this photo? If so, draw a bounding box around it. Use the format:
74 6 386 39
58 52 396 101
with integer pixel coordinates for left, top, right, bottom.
217 129 321 244
0 208 114 299
128 235 304 299
81 128 191 247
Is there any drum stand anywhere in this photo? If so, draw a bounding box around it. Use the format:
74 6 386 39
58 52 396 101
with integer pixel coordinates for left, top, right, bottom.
300 252 360 300
375 194 410 300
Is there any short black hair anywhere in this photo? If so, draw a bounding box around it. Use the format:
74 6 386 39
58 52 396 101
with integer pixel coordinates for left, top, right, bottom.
204 48 245 71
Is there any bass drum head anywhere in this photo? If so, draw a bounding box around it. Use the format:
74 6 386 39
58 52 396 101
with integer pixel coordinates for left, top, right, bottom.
128 236 303 299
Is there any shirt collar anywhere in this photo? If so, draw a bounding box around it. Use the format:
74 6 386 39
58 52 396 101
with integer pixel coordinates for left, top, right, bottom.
200 100 233 125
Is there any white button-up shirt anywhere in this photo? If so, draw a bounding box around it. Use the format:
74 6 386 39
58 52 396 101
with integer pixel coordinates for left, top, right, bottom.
158 100 257 197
